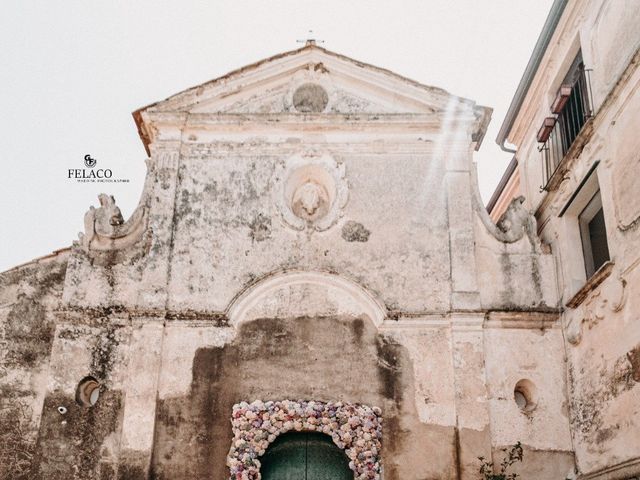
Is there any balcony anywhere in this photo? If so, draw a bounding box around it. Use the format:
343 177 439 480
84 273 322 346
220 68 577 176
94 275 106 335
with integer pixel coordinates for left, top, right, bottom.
538 66 594 189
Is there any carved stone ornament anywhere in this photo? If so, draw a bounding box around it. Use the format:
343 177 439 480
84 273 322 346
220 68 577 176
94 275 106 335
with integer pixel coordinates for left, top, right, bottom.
78 194 149 264
291 180 330 221
275 154 348 231
496 196 538 244
566 267 628 346
283 64 335 113
292 83 329 113
227 400 382 480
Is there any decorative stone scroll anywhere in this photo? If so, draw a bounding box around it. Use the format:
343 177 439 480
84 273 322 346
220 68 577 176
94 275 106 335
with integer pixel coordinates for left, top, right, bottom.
78 194 149 264
227 400 382 480
496 196 537 244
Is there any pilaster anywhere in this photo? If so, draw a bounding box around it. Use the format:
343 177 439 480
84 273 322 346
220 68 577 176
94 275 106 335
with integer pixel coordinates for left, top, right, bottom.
451 314 492 479
446 149 481 310
135 143 181 309
117 320 164 479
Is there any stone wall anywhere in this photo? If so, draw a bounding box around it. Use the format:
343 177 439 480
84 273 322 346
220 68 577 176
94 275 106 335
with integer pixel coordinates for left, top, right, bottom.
0 254 68 479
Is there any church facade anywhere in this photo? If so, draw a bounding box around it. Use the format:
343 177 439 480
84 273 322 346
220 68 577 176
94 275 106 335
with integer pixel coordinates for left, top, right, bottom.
1 4 638 477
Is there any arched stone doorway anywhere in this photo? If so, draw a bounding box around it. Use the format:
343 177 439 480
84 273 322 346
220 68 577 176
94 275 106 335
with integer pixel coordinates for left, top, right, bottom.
260 431 352 479
226 400 382 479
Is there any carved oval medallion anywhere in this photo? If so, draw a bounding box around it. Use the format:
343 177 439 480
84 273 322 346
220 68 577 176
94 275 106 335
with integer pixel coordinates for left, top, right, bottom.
292 83 329 113
275 154 348 232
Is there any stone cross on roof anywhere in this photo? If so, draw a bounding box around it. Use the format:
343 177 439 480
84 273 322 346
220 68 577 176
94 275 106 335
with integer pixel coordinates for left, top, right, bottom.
297 30 324 46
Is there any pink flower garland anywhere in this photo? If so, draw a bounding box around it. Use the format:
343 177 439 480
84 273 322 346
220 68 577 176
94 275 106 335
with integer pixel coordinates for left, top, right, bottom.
227 400 383 480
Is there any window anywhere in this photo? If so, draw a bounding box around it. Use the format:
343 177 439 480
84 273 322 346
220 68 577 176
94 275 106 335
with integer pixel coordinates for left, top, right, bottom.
579 190 610 278
557 53 590 154
538 51 594 186
260 432 352 480
558 164 613 305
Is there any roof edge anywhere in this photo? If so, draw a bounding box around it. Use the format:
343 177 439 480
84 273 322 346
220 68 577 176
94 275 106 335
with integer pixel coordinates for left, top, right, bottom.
132 44 312 155
1 247 71 275
495 0 568 150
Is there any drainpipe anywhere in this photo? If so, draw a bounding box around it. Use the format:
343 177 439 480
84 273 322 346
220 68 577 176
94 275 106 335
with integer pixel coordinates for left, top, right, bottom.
495 0 568 153
500 144 517 154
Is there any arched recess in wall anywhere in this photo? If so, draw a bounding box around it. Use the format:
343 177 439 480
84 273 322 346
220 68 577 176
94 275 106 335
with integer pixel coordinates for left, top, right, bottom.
226 270 387 328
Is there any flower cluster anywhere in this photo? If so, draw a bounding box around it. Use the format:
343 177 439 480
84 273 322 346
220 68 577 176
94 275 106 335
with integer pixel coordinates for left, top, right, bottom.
227 399 383 480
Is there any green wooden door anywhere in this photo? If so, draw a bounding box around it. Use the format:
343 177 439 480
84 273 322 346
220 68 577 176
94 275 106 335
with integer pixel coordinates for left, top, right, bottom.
260 432 352 480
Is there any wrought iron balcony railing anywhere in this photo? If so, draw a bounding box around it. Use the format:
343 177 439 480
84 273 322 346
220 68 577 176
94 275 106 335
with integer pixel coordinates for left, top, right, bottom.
538 66 594 188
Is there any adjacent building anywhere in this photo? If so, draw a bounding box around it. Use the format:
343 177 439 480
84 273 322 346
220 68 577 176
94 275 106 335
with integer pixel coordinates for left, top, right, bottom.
491 0 640 478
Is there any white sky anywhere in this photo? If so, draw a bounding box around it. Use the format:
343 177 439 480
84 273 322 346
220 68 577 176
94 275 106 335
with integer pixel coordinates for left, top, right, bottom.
0 0 553 272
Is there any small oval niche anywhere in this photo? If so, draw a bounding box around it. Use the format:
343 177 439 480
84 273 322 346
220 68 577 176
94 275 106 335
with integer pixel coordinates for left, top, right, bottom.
76 376 101 407
514 379 537 413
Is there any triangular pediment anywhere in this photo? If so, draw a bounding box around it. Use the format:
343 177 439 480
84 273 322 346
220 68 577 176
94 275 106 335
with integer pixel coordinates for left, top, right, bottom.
201 81 401 115
138 45 482 116
133 45 491 152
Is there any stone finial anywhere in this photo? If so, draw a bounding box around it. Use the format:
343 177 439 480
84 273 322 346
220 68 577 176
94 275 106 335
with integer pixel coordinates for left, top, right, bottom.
78 194 148 260
496 196 537 243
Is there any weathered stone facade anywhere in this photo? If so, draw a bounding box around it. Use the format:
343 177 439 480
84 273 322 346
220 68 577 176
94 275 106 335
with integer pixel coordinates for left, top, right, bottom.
3 34 627 479
491 0 640 478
